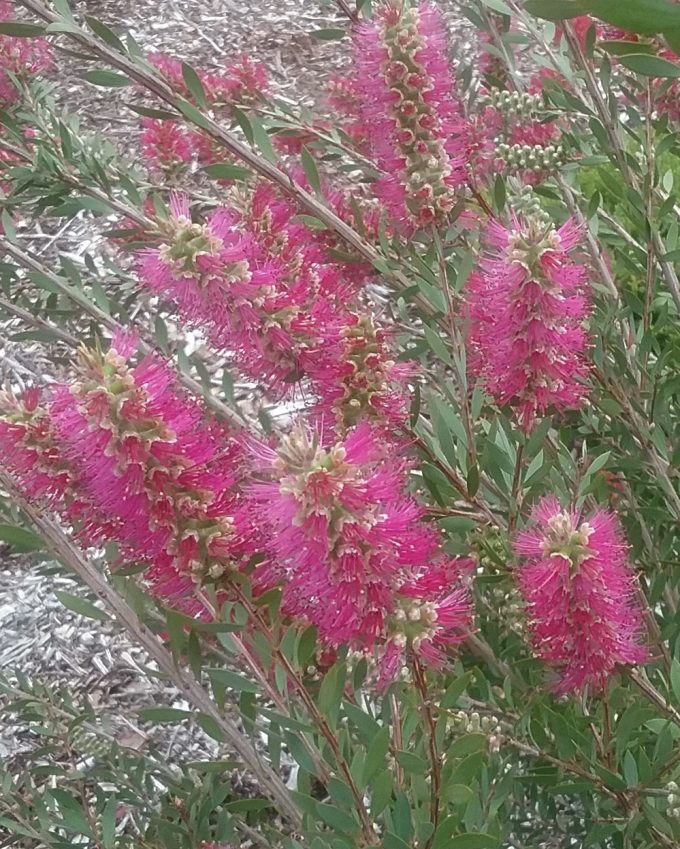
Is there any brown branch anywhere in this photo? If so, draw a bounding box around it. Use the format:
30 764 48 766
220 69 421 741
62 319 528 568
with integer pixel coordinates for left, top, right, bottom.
331 0 359 24
412 658 441 847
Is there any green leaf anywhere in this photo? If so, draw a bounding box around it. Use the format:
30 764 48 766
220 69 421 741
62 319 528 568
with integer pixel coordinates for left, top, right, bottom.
182 62 208 107
316 802 358 834
467 464 480 498
82 70 131 87
443 784 474 805
223 798 272 812
127 103 178 120
449 835 498 849
54 590 109 622
0 22 45 36
618 52 680 77
250 117 277 165
395 751 429 774
362 725 390 786
48 788 92 836
524 0 581 21
138 707 192 722
196 712 225 741
447 733 487 759
440 672 474 708
384 833 411 849
259 707 310 732
0 524 43 552
207 668 260 694
176 98 213 131
101 796 117 849
579 0 680 34
317 663 345 729
285 731 318 775
187 759 241 772
84 17 125 52
203 163 253 181
424 325 453 365
480 0 513 13
586 451 611 477
600 39 656 56
311 28 347 40
301 146 321 194
670 658 680 704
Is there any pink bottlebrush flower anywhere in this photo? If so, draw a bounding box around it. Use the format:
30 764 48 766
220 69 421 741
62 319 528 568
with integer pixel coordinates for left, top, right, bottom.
466 216 590 431
202 55 268 106
0 8 52 105
515 496 647 694
147 51 266 108
140 194 335 390
309 312 414 434
375 558 474 688
146 52 187 92
140 118 194 173
325 74 368 149
50 340 250 607
0 386 116 545
351 1 468 231
249 422 440 649
507 119 558 148
0 387 76 505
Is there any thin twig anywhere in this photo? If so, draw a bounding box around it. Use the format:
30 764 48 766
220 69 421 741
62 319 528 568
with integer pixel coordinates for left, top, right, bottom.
412 658 441 848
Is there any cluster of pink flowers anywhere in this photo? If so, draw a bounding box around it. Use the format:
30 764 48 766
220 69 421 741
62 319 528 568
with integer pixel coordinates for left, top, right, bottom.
0 2 52 105
466 217 590 431
139 52 267 173
0 338 471 685
147 52 267 106
137 190 410 432
346 1 468 231
515 496 647 694
249 422 472 684
139 117 194 175
4 2 656 702
139 193 337 390
0 337 253 613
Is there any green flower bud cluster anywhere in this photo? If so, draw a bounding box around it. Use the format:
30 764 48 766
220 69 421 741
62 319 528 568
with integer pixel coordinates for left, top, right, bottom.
449 709 503 753
666 781 680 818
496 142 565 171
484 88 545 118
510 185 552 228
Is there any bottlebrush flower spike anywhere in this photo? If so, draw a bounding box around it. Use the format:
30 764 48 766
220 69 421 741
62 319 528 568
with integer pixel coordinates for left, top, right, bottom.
249 422 440 649
376 558 474 688
0 3 52 105
139 193 336 391
467 215 590 431
515 496 647 694
0 386 117 546
50 338 250 608
146 51 267 107
351 0 467 231
202 55 268 106
140 118 194 174
309 312 413 434
0 387 75 505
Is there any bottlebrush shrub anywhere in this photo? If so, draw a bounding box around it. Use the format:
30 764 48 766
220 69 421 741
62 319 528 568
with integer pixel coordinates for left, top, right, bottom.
5 0 680 848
